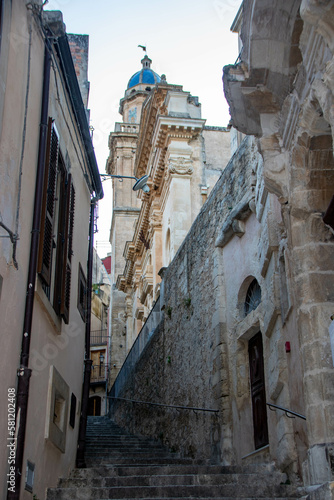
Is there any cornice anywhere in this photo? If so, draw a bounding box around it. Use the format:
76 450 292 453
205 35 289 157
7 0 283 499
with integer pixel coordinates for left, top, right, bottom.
115 88 205 296
134 86 169 180
149 116 204 186
117 198 151 291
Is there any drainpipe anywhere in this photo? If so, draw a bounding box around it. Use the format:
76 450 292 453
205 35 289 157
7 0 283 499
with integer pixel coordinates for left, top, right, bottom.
7 43 51 500
76 199 96 468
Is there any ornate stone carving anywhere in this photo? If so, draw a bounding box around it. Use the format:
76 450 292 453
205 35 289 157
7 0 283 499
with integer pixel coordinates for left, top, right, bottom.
167 156 193 176
149 209 163 230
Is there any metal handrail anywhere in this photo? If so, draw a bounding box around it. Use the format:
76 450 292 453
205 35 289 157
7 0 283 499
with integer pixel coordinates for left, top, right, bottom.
109 396 219 414
109 296 161 399
267 402 306 420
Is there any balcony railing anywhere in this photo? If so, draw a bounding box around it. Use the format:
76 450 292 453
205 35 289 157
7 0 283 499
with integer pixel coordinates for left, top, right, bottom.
90 329 109 346
114 122 139 134
90 363 107 384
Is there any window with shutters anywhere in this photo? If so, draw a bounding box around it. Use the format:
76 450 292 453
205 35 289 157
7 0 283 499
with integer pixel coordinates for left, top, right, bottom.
38 119 75 324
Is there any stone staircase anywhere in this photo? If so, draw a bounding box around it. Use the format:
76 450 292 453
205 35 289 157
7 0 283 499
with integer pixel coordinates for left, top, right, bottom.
47 415 306 499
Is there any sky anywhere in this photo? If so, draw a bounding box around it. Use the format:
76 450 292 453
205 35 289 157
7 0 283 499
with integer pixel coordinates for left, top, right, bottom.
44 0 241 258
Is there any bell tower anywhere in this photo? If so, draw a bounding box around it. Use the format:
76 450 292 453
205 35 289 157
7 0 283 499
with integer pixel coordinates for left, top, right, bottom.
106 56 161 385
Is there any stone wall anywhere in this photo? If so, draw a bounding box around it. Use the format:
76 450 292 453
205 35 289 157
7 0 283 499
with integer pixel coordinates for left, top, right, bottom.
223 0 334 487
110 137 257 463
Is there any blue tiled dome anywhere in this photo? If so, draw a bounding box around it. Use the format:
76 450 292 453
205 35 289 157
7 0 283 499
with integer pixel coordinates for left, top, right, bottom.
127 55 161 89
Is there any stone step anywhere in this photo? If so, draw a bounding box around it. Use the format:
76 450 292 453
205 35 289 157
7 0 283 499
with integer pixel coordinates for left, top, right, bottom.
84 453 178 462
59 470 287 488
86 432 130 436
46 417 304 500
86 443 167 449
46 483 300 499
85 444 171 450
86 436 162 442
84 457 201 467
70 463 279 479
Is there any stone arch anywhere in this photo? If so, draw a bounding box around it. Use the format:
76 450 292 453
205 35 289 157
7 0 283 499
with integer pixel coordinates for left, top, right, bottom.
237 275 261 318
292 95 334 219
234 275 267 458
300 0 334 54
242 0 302 80
288 95 334 483
244 279 262 317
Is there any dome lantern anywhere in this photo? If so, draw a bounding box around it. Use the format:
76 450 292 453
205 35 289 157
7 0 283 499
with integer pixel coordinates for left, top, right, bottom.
127 55 161 90
141 55 152 69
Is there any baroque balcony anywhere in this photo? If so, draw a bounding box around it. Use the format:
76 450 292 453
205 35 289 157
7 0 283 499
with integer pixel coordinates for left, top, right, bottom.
114 122 139 134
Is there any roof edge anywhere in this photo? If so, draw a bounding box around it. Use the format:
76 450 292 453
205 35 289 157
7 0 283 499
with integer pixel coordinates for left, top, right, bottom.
56 34 103 200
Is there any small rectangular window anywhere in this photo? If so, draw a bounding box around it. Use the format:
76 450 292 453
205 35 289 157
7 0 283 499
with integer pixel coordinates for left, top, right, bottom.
25 460 35 493
69 392 76 428
77 264 87 322
45 366 69 453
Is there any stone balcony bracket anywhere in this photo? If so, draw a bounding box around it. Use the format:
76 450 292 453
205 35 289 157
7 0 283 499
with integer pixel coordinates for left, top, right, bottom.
215 192 255 248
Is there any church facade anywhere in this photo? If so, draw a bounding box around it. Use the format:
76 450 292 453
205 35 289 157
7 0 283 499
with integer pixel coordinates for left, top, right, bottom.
106 56 231 387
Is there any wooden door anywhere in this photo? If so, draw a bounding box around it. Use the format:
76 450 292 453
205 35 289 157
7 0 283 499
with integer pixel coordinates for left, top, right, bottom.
91 350 104 380
248 332 269 449
88 396 101 416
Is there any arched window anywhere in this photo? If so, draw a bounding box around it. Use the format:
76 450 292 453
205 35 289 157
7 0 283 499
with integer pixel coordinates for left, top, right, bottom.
244 279 261 316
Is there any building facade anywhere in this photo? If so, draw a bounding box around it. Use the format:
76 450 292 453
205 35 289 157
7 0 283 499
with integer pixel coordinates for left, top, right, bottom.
107 56 231 386
89 249 111 416
110 1 334 498
0 2 102 498
223 0 334 490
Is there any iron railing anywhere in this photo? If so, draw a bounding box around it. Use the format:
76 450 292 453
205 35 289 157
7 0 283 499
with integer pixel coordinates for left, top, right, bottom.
109 396 219 414
109 296 161 400
267 402 306 420
90 363 107 383
90 329 109 345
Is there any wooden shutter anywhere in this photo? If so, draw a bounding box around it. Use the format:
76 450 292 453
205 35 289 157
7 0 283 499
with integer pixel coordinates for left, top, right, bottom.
38 120 59 285
60 176 75 324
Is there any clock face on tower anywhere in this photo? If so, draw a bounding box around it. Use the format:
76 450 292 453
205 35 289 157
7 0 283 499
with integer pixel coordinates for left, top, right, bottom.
129 107 137 123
